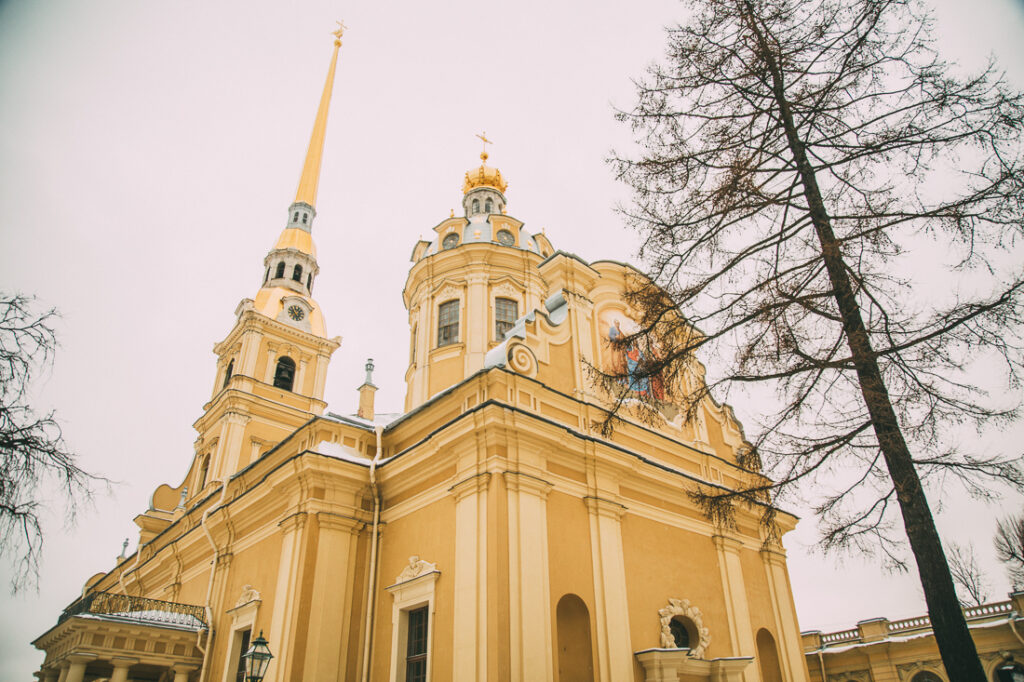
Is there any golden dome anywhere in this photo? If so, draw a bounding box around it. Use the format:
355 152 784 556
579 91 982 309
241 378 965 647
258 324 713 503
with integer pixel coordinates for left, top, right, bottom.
463 152 508 194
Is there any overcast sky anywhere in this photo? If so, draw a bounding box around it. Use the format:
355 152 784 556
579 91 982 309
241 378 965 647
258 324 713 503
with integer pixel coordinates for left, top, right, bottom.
1 0 1023 678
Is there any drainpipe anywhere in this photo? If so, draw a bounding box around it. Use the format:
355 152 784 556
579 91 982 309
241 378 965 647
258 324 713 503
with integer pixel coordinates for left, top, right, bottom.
360 425 384 682
197 480 230 682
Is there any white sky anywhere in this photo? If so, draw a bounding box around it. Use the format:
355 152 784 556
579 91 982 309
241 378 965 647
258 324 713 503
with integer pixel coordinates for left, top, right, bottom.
1 0 1022 678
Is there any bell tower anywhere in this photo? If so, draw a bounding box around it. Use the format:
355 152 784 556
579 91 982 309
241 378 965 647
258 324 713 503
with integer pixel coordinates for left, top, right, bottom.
190 26 346 488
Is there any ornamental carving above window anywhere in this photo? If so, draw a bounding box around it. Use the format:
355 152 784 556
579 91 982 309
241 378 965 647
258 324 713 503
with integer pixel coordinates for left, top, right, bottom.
658 598 711 658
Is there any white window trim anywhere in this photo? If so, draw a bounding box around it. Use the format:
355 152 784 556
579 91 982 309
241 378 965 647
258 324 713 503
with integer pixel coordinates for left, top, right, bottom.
386 568 440 682
221 595 260 682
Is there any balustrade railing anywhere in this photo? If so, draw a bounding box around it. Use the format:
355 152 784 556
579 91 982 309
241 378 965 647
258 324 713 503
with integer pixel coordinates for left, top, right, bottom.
59 591 207 629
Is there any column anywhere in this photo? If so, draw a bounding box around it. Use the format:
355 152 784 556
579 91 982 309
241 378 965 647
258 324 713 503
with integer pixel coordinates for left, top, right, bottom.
465 273 489 373
713 534 757 682
586 497 634 682
263 344 279 384
109 657 137 682
267 512 311 682
216 411 251 478
760 547 811 682
450 473 490 682
238 328 263 376
55 663 69 682
171 663 198 682
296 356 309 395
63 655 96 682
303 513 363 681
40 669 59 682
504 472 554 682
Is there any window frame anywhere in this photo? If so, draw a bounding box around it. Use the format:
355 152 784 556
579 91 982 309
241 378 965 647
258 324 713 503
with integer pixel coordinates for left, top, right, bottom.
437 300 459 347
386 566 439 682
494 297 518 340
273 356 296 391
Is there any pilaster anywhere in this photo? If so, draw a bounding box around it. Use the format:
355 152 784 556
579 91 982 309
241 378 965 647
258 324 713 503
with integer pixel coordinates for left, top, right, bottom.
504 471 555 682
760 546 811 682
303 512 364 681
713 534 757 682
216 411 251 478
585 496 634 682
450 473 491 682
267 512 311 682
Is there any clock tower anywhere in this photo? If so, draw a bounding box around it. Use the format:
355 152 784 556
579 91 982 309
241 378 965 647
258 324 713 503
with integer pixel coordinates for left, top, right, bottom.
190 30 344 487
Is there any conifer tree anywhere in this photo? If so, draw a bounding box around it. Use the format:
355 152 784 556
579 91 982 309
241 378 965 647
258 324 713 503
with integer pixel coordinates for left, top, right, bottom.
610 0 1024 677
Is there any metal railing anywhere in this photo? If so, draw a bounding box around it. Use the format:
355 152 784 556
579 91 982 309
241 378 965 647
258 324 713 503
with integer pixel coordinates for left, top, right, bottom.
59 591 207 629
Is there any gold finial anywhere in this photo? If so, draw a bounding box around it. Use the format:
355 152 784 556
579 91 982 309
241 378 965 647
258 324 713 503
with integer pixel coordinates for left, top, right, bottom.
450 208 455 218
476 131 492 162
332 20 347 45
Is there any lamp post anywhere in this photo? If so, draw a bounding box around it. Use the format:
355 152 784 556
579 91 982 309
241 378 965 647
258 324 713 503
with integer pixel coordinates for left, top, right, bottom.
241 631 274 682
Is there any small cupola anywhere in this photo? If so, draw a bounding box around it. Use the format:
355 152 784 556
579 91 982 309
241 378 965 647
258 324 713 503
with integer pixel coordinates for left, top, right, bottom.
462 134 508 218
357 358 378 420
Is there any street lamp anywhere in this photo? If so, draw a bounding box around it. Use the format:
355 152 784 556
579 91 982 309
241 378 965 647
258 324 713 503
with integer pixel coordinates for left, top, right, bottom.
241 630 274 682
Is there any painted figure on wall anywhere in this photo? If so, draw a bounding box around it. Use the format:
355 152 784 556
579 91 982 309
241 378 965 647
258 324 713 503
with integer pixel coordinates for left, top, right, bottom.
601 311 666 401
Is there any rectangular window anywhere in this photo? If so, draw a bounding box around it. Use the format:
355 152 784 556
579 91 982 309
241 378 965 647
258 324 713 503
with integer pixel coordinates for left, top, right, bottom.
235 628 251 682
495 298 518 339
437 300 459 347
405 607 429 682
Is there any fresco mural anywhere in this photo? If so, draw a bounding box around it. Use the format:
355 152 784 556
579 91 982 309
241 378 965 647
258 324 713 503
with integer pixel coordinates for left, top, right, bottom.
599 309 667 400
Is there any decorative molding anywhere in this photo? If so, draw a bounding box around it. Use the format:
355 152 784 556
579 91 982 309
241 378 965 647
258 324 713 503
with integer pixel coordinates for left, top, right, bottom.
435 283 463 303
234 584 262 608
502 471 553 498
827 670 872 682
583 495 628 519
395 555 439 584
448 473 492 502
507 343 538 378
658 598 711 659
896 660 946 681
492 281 521 300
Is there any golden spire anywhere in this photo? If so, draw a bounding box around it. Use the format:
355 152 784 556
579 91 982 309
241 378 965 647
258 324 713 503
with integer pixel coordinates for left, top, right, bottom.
293 22 346 207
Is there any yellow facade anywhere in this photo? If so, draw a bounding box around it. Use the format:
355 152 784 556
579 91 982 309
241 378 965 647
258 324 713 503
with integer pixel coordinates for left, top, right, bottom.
30 31 823 682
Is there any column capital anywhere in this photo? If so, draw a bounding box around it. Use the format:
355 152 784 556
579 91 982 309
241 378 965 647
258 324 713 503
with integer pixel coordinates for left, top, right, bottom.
171 663 199 674
502 471 553 498
449 472 492 502
712 533 744 554
760 545 787 566
316 511 365 534
65 654 97 665
583 495 627 519
110 657 139 668
278 511 308 534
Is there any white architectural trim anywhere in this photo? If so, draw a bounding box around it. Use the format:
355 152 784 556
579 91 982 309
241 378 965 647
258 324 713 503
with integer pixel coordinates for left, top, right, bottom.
385 560 440 682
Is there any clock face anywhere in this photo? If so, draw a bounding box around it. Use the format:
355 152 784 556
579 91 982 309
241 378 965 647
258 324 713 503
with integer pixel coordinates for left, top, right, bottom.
442 233 460 250
496 229 515 246
287 305 305 321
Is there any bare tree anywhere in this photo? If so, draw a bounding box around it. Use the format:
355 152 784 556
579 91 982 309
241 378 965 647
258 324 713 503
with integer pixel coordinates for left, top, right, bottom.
0 294 104 592
995 510 1024 588
947 542 989 607
608 0 1024 678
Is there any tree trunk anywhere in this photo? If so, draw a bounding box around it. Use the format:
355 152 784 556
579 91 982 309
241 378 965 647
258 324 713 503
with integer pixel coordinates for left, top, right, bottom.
741 3 987 679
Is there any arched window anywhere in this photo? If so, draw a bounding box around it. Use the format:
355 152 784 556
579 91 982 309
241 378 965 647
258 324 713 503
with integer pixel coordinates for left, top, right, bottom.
910 673 944 682
292 264 303 282
437 300 459 346
306 274 312 290
222 359 234 389
484 198 493 213
302 212 308 224
264 267 270 283
556 594 594 682
273 356 296 391
472 198 480 214
410 323 417 363
293 211 299 222
275 262 286 279
495 297 518 339
756 629 784 682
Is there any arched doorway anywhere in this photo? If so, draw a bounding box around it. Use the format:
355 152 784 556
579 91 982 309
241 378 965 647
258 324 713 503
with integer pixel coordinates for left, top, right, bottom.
555 594 595 682
756 628 784 682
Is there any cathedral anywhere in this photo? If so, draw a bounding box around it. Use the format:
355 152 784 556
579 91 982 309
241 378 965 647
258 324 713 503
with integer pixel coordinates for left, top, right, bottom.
30 28 818 682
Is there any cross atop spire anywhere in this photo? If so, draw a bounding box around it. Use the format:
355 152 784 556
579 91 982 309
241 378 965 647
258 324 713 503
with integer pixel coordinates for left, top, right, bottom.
476 131 492 162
